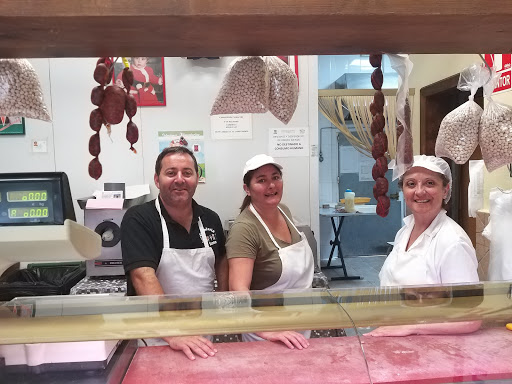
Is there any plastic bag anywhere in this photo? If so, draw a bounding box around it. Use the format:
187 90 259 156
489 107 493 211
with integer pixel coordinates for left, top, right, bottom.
265 56 298 124
435 64 487 164
388 54 414 180
487 188 512 281
211 56 269 115
0 59 51 122
479 68 512 172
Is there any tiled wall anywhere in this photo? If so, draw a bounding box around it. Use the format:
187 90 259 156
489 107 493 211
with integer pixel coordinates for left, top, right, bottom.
475 209 490 281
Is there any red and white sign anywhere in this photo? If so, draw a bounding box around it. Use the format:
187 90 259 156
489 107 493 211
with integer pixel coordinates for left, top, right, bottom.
484 54 512 94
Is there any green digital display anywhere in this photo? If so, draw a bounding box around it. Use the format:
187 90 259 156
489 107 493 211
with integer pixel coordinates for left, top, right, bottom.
7 190 48 202
8 207 49 219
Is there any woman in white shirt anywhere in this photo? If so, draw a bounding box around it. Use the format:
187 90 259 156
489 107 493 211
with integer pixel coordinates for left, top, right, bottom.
368 155 481 337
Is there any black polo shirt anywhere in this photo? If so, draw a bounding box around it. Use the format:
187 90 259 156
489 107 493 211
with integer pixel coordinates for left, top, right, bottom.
121 197 226 296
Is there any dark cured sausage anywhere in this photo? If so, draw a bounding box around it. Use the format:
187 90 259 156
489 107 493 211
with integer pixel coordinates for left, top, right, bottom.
88 157 102 180
89 133 100 157
125 94 137 119
369 54 389 218
88 58 138 179
126 121 139 153
89 108 103 132
376 196 390 217
122 67 134 91
371 68 383 90
93 64 110 86
100 86 126 125
371 113 385 136
372 156 388 180
91 86 104 106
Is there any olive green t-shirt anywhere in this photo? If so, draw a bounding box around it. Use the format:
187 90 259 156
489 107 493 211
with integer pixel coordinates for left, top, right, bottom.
226 204 302 290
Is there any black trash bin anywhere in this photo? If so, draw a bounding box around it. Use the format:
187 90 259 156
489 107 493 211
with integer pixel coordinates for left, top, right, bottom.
0 262 86 301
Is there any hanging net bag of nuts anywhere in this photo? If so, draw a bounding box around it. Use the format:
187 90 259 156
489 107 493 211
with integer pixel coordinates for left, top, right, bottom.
0 59 51 121
211 56 269 115
265 56 298 124
435 64 487 164
479 68 512 172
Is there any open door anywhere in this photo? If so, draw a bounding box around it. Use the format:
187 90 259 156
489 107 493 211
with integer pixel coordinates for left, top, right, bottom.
420 74 483 246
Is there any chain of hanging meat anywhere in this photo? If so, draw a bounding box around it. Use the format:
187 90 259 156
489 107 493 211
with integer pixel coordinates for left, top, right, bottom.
88 57 139 180
369 54 390 218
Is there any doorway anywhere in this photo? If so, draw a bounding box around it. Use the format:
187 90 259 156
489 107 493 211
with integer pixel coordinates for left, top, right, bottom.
420 74 484 246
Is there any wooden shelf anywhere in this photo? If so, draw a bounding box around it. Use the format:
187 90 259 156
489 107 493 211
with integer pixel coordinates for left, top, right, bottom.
0 1 511 58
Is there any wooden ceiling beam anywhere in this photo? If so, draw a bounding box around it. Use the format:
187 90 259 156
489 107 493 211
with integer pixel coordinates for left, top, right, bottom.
0 1 510 58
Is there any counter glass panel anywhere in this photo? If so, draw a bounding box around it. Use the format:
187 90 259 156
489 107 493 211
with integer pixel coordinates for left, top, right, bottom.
1 282 512 383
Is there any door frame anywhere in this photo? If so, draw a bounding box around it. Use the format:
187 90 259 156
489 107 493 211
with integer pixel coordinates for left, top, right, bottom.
420 74 483 246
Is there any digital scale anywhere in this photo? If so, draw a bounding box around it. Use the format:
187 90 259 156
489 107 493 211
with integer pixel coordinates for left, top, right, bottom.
0 172 101 276
0 172 75 227
0 172 123 375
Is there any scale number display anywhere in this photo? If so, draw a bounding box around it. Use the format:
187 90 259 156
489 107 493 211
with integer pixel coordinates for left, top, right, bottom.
7 190 48 202
8 207 49 219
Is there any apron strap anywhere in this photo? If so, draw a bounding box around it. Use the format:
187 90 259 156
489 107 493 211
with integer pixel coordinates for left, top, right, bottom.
249 204 300 250
155 198 170 248
155 197 209 249
277 206 301 235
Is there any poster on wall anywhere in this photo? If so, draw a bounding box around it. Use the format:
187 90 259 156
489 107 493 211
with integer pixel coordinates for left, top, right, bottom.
210 114 252 140
358 153 375 182
0 116 25 135
114 57 166 106
158 131 205 183
484 54 511 94
268 127 308 157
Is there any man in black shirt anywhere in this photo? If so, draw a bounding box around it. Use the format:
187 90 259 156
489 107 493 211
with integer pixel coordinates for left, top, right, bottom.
121 146 228 361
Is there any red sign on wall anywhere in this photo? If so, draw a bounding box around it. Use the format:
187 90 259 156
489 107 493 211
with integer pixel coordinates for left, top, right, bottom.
484 54 512 94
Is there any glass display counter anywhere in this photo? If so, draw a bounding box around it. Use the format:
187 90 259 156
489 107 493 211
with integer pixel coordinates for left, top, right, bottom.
1 282 512 383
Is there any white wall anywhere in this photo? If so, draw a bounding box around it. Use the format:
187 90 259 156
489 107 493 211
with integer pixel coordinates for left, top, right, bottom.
407 54 512 209
0 57 320 243
408 54 478 154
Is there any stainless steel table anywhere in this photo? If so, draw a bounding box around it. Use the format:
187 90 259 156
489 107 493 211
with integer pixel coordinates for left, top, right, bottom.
319 205 377 281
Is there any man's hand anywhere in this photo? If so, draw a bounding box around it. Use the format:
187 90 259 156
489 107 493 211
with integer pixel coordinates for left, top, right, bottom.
255 331 310 350
163 336 217 361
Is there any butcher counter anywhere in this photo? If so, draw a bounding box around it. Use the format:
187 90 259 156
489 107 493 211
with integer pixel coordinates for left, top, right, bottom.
1 282 512 383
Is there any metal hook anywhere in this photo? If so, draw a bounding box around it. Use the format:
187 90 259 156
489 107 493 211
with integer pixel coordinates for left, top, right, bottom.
478 54 493 85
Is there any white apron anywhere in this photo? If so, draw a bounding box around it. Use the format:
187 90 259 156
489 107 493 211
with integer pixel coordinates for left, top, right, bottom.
154 199 216 295
145 199 215 346
242 204 314 342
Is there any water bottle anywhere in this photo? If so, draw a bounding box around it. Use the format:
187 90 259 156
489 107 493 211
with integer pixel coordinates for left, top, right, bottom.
344 189 356 213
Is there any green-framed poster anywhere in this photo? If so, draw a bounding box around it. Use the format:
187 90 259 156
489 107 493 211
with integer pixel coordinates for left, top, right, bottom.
0 116 25 135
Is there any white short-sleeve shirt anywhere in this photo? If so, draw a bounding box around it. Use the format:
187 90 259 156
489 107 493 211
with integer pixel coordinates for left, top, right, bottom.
379 210 479 287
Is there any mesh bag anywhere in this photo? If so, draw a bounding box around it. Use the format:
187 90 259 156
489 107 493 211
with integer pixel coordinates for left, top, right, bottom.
265 56 298 124
211 56 269 115
435 64 487 164
0 59 51 121
480 68 512 172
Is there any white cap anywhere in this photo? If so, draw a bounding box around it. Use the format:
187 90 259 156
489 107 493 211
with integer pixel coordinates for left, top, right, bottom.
243 154 283 179
406 155 452 203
